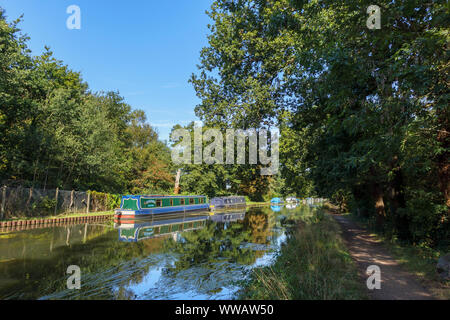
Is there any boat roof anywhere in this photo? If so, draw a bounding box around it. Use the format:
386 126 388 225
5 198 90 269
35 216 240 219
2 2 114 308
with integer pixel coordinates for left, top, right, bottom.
123 195 206 198
211 196 245 199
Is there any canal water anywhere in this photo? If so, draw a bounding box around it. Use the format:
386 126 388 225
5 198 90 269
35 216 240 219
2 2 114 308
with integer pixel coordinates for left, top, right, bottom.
0 205 312 300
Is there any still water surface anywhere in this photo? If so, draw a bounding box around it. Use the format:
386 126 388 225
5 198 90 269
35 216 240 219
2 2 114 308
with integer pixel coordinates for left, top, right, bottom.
0 205 311 299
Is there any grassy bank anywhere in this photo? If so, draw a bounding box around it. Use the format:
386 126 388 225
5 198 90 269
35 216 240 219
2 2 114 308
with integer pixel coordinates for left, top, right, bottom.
238 209 367 300
246 201 271 207
343 212 450 299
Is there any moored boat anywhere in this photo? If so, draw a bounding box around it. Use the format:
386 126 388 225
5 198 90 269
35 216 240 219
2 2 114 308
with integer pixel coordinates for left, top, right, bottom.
270 197 284 204
285 197 298 203
114 195 209 220
209 196 246 210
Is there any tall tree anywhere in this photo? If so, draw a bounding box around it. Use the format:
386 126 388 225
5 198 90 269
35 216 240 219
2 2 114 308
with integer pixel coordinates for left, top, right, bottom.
191 0 449 243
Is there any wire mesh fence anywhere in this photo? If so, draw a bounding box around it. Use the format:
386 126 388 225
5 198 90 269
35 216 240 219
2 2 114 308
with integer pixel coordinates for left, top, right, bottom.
0 186 121 219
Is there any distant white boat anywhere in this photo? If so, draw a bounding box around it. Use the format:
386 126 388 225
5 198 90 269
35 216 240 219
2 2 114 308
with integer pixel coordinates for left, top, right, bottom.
285 197 298 203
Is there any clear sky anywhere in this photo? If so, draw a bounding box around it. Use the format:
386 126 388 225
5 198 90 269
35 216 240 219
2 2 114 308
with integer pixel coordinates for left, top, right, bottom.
1 0 213 142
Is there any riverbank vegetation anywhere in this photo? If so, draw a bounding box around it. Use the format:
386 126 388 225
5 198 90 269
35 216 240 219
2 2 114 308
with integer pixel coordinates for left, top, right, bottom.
239 208 367 299
0 9 173 195
0 8 293 203
189 1 449 249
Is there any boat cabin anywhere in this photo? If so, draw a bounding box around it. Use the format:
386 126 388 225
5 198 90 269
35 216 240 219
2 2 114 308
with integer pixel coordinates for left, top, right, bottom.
209 196 246 209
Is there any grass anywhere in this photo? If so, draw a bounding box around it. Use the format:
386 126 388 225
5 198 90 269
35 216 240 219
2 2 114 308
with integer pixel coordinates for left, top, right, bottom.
343 211 450 300
246 201 271 206
238 209 368 300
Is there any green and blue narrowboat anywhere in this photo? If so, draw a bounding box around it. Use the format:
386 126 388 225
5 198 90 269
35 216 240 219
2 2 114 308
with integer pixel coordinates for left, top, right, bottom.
114 195 209 220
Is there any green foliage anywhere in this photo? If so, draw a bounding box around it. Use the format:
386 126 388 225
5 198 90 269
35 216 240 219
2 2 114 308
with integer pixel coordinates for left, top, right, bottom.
107 193 122 211
170 122 271 200
32 196 56 214
190 0 449 246
0 10 173 196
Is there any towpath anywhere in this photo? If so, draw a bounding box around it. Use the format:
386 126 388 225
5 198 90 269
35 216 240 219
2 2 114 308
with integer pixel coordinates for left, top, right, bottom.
332 214 435 300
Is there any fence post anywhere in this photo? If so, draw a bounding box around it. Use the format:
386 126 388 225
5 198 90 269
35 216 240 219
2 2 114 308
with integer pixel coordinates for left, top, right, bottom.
26 187 33 212
70 190 74 212
54 187 59 215
1 186 6 220
86 191 90 214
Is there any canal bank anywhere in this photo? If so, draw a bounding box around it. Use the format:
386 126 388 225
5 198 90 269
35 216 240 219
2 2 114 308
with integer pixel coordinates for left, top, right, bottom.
0 201 273 232
0 211 115 232
239 208 368 300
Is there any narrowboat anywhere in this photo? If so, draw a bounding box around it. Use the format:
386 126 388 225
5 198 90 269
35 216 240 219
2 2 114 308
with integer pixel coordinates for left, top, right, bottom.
116 212 209 242
285 197 298 203
209 196 246 210
114 195 209 220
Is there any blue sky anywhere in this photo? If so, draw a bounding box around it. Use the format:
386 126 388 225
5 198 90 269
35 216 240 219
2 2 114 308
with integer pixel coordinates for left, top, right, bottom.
1 0 213 142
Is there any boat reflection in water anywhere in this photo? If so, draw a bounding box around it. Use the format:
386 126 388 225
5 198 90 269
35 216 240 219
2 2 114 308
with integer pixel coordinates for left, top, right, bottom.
115 209 246 243
210 210 246 223
285 203 298 210
270 205 282 212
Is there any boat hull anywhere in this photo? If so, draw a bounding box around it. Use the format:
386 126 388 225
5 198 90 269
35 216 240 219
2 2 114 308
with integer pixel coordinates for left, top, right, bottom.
115 204 210 220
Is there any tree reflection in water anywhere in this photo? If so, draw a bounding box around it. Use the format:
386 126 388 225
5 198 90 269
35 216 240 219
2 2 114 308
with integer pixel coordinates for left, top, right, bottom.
0 206 309 299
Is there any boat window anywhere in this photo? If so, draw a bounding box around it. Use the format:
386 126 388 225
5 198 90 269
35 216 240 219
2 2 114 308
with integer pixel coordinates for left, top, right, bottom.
189 198 194 204
180 198 185 205
156 199 162 207
170 199 173 206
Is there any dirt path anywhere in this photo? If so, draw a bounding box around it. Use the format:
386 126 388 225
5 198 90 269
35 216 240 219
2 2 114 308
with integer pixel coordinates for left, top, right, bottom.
332 214 435 300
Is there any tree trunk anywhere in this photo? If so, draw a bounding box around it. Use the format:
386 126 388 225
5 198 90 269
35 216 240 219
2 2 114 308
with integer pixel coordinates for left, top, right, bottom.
437 126 449 208
372 183 386 227
388 163 409 239
352 184 371 217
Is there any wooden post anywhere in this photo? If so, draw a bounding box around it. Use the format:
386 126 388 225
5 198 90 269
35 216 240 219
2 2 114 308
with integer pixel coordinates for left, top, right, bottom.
69 190 74 212
1 186 6 220
86 191 90 214
26 187 33 212
174 169 181 194
54 187 59 215
83 223 88 243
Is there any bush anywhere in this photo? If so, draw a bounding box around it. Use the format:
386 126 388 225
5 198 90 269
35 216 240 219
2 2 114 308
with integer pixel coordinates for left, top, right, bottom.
32 196 56 214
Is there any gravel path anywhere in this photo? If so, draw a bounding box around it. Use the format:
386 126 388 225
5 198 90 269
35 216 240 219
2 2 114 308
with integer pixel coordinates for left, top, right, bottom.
332 214 435 300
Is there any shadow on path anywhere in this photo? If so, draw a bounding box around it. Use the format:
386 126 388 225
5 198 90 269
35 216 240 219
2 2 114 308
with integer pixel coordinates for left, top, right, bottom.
332 214 435 300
